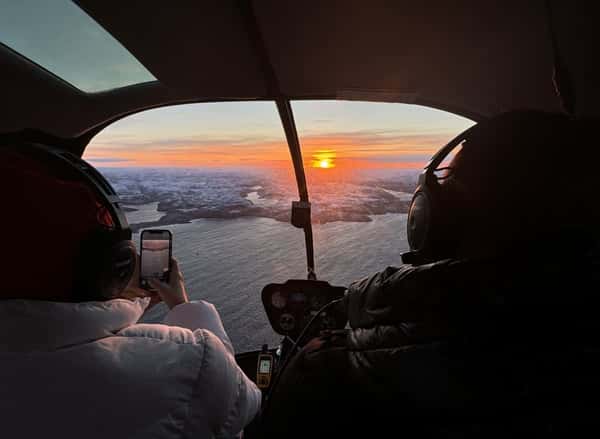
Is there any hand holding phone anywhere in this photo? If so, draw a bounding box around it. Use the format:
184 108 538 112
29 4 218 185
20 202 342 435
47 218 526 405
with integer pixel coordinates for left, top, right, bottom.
119 252 162 308
148 258 189 309
140 229 172 290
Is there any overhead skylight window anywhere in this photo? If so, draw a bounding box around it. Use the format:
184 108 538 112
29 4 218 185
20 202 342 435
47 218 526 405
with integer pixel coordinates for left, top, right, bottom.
0 0 156 93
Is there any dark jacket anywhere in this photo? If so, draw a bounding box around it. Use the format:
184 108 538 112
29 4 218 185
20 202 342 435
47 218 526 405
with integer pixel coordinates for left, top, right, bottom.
260 244 600 437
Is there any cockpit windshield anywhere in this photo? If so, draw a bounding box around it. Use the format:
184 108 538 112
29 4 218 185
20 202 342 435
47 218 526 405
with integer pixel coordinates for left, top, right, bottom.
84 101 473 351
292 101 474 284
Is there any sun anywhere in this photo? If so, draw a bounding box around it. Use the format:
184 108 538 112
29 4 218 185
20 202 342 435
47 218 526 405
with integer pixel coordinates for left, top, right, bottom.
312 150 336 169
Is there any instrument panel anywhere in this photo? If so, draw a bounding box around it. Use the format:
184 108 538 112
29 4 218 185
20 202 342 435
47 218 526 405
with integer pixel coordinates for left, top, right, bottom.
261 279 347 341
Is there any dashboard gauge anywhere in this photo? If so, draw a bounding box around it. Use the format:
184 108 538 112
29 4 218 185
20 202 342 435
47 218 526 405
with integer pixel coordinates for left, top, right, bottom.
320 315 336 329
289 292 306 303
310 295 324 310
279 313 296 332
271 291 286 309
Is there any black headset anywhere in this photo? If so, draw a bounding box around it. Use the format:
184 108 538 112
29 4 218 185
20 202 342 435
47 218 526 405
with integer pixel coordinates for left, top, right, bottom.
5 140 136 300
402 126 477 265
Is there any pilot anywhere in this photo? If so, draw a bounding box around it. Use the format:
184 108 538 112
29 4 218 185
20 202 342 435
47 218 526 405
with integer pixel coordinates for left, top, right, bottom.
260 110 600 437
0 145 261 439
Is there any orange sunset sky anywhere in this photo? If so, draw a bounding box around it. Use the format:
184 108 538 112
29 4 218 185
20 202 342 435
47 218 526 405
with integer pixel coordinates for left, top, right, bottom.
85 101 474 172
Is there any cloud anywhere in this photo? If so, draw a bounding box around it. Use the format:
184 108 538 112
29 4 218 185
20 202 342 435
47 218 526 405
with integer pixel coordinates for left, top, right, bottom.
86 157 133 163
86 129 455 168
93 135 285 150
338 154 431 163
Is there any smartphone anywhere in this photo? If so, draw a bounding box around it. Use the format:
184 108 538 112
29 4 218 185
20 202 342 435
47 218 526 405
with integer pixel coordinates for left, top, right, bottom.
140 229 172 289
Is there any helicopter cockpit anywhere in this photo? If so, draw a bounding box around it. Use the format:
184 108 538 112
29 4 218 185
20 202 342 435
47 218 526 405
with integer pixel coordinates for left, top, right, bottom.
1 0 599 437
77 99 473 396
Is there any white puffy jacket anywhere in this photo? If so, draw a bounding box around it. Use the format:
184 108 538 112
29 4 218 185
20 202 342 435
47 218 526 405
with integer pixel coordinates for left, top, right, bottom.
0 298 262 439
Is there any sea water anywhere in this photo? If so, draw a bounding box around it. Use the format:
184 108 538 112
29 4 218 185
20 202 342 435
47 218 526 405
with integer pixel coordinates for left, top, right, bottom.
136 213 409 352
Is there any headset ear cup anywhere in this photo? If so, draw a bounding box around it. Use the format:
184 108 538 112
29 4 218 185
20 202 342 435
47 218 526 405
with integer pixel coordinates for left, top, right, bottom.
74 231 136 301
407 188 433 254
408 178 464 263
109 240 137 296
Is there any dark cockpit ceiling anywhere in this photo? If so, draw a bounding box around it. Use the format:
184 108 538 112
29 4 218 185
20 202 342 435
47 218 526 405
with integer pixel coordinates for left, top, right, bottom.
0 1 596 144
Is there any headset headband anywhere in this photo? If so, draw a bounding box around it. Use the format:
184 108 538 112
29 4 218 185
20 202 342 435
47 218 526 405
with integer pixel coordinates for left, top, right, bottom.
7 142 131 240
423 125 477 175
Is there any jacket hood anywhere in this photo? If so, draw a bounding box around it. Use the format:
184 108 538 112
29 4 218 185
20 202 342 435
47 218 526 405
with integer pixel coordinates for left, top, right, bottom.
0 297 149 352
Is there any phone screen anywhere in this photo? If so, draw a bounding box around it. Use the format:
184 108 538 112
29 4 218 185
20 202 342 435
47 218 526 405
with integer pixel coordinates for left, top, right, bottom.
140 229 172 288
259 358 272 374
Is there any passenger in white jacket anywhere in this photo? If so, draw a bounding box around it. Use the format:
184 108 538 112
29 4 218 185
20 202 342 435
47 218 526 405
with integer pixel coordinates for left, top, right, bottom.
0 257 262 439
0 146 261 439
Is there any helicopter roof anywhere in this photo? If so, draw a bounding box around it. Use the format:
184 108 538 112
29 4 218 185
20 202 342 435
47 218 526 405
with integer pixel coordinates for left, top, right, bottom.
0 1 596 139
